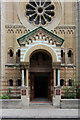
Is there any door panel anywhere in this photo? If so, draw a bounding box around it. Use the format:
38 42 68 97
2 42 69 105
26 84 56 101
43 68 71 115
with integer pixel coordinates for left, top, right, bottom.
34 76 48 98
30 73 34 101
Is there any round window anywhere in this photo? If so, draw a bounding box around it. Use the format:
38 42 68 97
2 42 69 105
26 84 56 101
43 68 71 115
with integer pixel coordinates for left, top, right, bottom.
17 0 63 30
25 0 55 26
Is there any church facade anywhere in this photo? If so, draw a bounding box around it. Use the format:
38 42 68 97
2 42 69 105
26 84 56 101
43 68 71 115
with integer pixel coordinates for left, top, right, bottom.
1 0 77 105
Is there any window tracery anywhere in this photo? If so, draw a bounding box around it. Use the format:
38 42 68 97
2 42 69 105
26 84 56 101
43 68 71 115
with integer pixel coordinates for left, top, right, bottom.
25 0 55 26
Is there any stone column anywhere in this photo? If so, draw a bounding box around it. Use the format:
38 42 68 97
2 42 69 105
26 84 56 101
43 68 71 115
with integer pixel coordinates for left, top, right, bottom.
76 1 80 109
26 68 29 97
22 69 25 86
76 1 80 84
54 69 56 86
53 69 56 104
26 69 28 87
1 1 6 96
25 64 29 105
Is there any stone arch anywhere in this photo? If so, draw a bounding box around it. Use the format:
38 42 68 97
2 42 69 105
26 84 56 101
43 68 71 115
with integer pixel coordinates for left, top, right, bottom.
30 49 52 68
24 44 57 63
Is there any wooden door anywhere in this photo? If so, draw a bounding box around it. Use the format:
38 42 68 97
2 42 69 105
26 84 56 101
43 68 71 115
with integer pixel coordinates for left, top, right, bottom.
30 73 34 101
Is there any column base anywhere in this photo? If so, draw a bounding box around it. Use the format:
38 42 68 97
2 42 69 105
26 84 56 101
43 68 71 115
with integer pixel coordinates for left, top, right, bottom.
21 86 30 107
52 96 61 107
21 96 29 107
52 86 61 107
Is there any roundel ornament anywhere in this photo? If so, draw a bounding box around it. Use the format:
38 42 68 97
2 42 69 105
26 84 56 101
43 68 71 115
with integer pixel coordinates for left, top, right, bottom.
17 0 63 30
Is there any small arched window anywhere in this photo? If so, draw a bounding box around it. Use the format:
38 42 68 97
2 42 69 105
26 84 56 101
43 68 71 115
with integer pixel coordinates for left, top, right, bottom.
16 79 21 86
60 79 65 86
61 50 63 57
17 49 20 57
7 49 14 63
69 79 72 86
43 35 45 40
68 50 72 57
61 50 65 64
9 49 13 57
67 50 73 64
36 35 39 39
16 49 20 63
8 79 13 86
39 33 42 39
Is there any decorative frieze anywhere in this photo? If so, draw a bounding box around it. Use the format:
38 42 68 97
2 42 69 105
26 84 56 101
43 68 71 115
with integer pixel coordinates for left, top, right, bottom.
55 25 76 29
5 25 75 35
5 25 26 29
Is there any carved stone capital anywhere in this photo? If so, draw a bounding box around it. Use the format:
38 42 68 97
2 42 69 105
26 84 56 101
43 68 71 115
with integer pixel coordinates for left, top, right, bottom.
20 62 30 69
52 62 61 69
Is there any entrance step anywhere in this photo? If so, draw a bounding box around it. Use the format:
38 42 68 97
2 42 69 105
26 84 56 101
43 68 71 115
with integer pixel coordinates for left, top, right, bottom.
30 102 52 105
30 98 52 105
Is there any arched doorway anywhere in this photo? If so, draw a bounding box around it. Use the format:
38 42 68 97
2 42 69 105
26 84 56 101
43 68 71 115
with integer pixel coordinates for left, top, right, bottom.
29 50 53 102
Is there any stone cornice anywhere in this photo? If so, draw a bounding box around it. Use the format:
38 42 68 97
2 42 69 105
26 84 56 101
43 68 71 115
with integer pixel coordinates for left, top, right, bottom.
55 25 76 29
61 64 76 67
5 64 20 67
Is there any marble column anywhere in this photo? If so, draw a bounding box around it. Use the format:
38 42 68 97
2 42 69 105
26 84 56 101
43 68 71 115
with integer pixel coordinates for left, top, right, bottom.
26 69 28 87
22 69 24 86
58 69 60 86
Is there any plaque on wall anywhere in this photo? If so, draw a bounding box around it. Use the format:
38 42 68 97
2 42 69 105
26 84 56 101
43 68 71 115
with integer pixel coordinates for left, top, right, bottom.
56 90 60 95
22 90 26 95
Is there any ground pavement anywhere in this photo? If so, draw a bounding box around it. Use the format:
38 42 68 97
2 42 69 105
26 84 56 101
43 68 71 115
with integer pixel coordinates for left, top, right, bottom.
0 105 79 119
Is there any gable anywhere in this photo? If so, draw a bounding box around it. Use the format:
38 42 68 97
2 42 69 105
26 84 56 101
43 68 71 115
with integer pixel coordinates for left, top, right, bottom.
17 26 64 46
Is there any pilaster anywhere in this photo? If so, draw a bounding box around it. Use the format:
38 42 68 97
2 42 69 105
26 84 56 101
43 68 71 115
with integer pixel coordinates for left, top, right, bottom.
1 1 6 95
20 62 30 106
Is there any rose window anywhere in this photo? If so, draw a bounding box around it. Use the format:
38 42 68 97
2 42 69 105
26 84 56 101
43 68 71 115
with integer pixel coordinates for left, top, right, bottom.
25 0 55 26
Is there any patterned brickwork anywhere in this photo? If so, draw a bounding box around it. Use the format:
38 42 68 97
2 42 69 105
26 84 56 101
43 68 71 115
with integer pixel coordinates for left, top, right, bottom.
60 67 76 86
1 67 21 97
